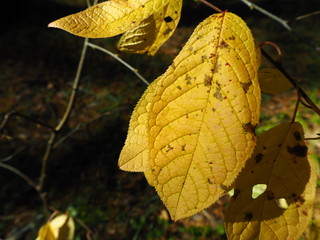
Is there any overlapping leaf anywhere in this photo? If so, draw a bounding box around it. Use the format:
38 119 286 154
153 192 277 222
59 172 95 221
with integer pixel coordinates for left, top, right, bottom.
258 68 293 94
225 122 316 240
48 0 170 38
117 0 182 55
119 12 261 220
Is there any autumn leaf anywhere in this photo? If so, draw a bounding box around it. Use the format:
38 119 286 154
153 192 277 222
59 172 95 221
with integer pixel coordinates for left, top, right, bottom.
117 0 182 55
36 214 75 240
225 122 316 240
258 68 293 94
119 12 261 220
48 0 170 38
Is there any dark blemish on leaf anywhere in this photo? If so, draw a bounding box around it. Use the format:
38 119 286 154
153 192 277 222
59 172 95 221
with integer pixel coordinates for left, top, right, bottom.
229 36 235 40
302 210 308 216
209 161 213 164
219 40 229 48
266 191 274 200
243 122 256 134
182 144 186 151
204 75 212 87
201 55 208 62
141 4 145 7
209 53 215 58
164 16 173 23
213 88 223 101
185 74 192 85
220 184 227 190
255 153 264 163
165 144 174 152
225 63 230 66
186 114 189 118
212 108 216 112
251 170 254 173
241 82 252 93
291 193 305 205
294 131 302 141
287 144 308 157
207 178 213 184
164 28 172 35
177 86 182 90
244 212 253 221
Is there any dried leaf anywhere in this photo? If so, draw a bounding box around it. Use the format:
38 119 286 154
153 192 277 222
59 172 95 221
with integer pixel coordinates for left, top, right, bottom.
258 68 293 94
225 122 316 240
117 0 182 55
48 0 169 38
119 12 261 220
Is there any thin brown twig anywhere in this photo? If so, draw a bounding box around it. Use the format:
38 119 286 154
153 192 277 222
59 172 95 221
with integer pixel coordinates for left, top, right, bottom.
291 91 301 123
197 0 223 13
259 41 283 63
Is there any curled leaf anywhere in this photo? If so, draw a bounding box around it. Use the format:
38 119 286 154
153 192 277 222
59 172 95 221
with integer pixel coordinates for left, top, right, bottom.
117 0 182 55
225 122 316 240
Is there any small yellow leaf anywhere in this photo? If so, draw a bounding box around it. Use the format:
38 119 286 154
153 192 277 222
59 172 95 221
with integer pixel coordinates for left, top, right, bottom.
36 214 75 240
48 0 169 38
225 122 316 240
117 0 182 55
258 68 293 94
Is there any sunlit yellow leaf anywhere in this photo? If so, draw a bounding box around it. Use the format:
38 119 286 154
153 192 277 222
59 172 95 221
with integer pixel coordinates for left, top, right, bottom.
117 0 182 55
119 12 260 220
48 0 169 38
258 67 293 94
36 214 75 240
225 122 316 240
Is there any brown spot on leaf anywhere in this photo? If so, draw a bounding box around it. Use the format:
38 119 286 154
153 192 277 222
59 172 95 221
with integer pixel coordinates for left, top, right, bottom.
255 153 264 163
266 191 274 200
243 122 256 134
207 178 213 184
177 86 182 90
213 87 223 101
201 55 208 62
165 145 174 152
228 36 235 40
185 74 192 85
204 75 212 87
287 144 308 157
219 40 229 48
181 144 186 151
241 81 252 93
244 212 253 221
294 131 302 141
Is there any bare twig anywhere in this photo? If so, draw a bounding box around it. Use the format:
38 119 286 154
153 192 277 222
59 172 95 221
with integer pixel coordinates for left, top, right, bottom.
240 0 291 31
197 0 223 13
296 10 320 21
87 42 150 86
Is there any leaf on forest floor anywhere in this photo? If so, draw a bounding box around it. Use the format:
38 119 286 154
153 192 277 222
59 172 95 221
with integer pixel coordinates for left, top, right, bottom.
258 68 293 94
119 12 261 220
225 122 316 240
48 0 170 38
36 214 75 240
117 0 182 55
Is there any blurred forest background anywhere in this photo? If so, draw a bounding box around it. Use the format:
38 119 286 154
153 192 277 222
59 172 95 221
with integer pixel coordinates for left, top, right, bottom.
0 0 319 239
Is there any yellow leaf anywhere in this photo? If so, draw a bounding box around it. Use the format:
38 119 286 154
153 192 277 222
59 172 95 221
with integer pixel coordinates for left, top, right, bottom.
258 67 293 94
117 0 182 55
48 0 169 38
118 12 260 220
225 122 316 240
36 214 75 240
